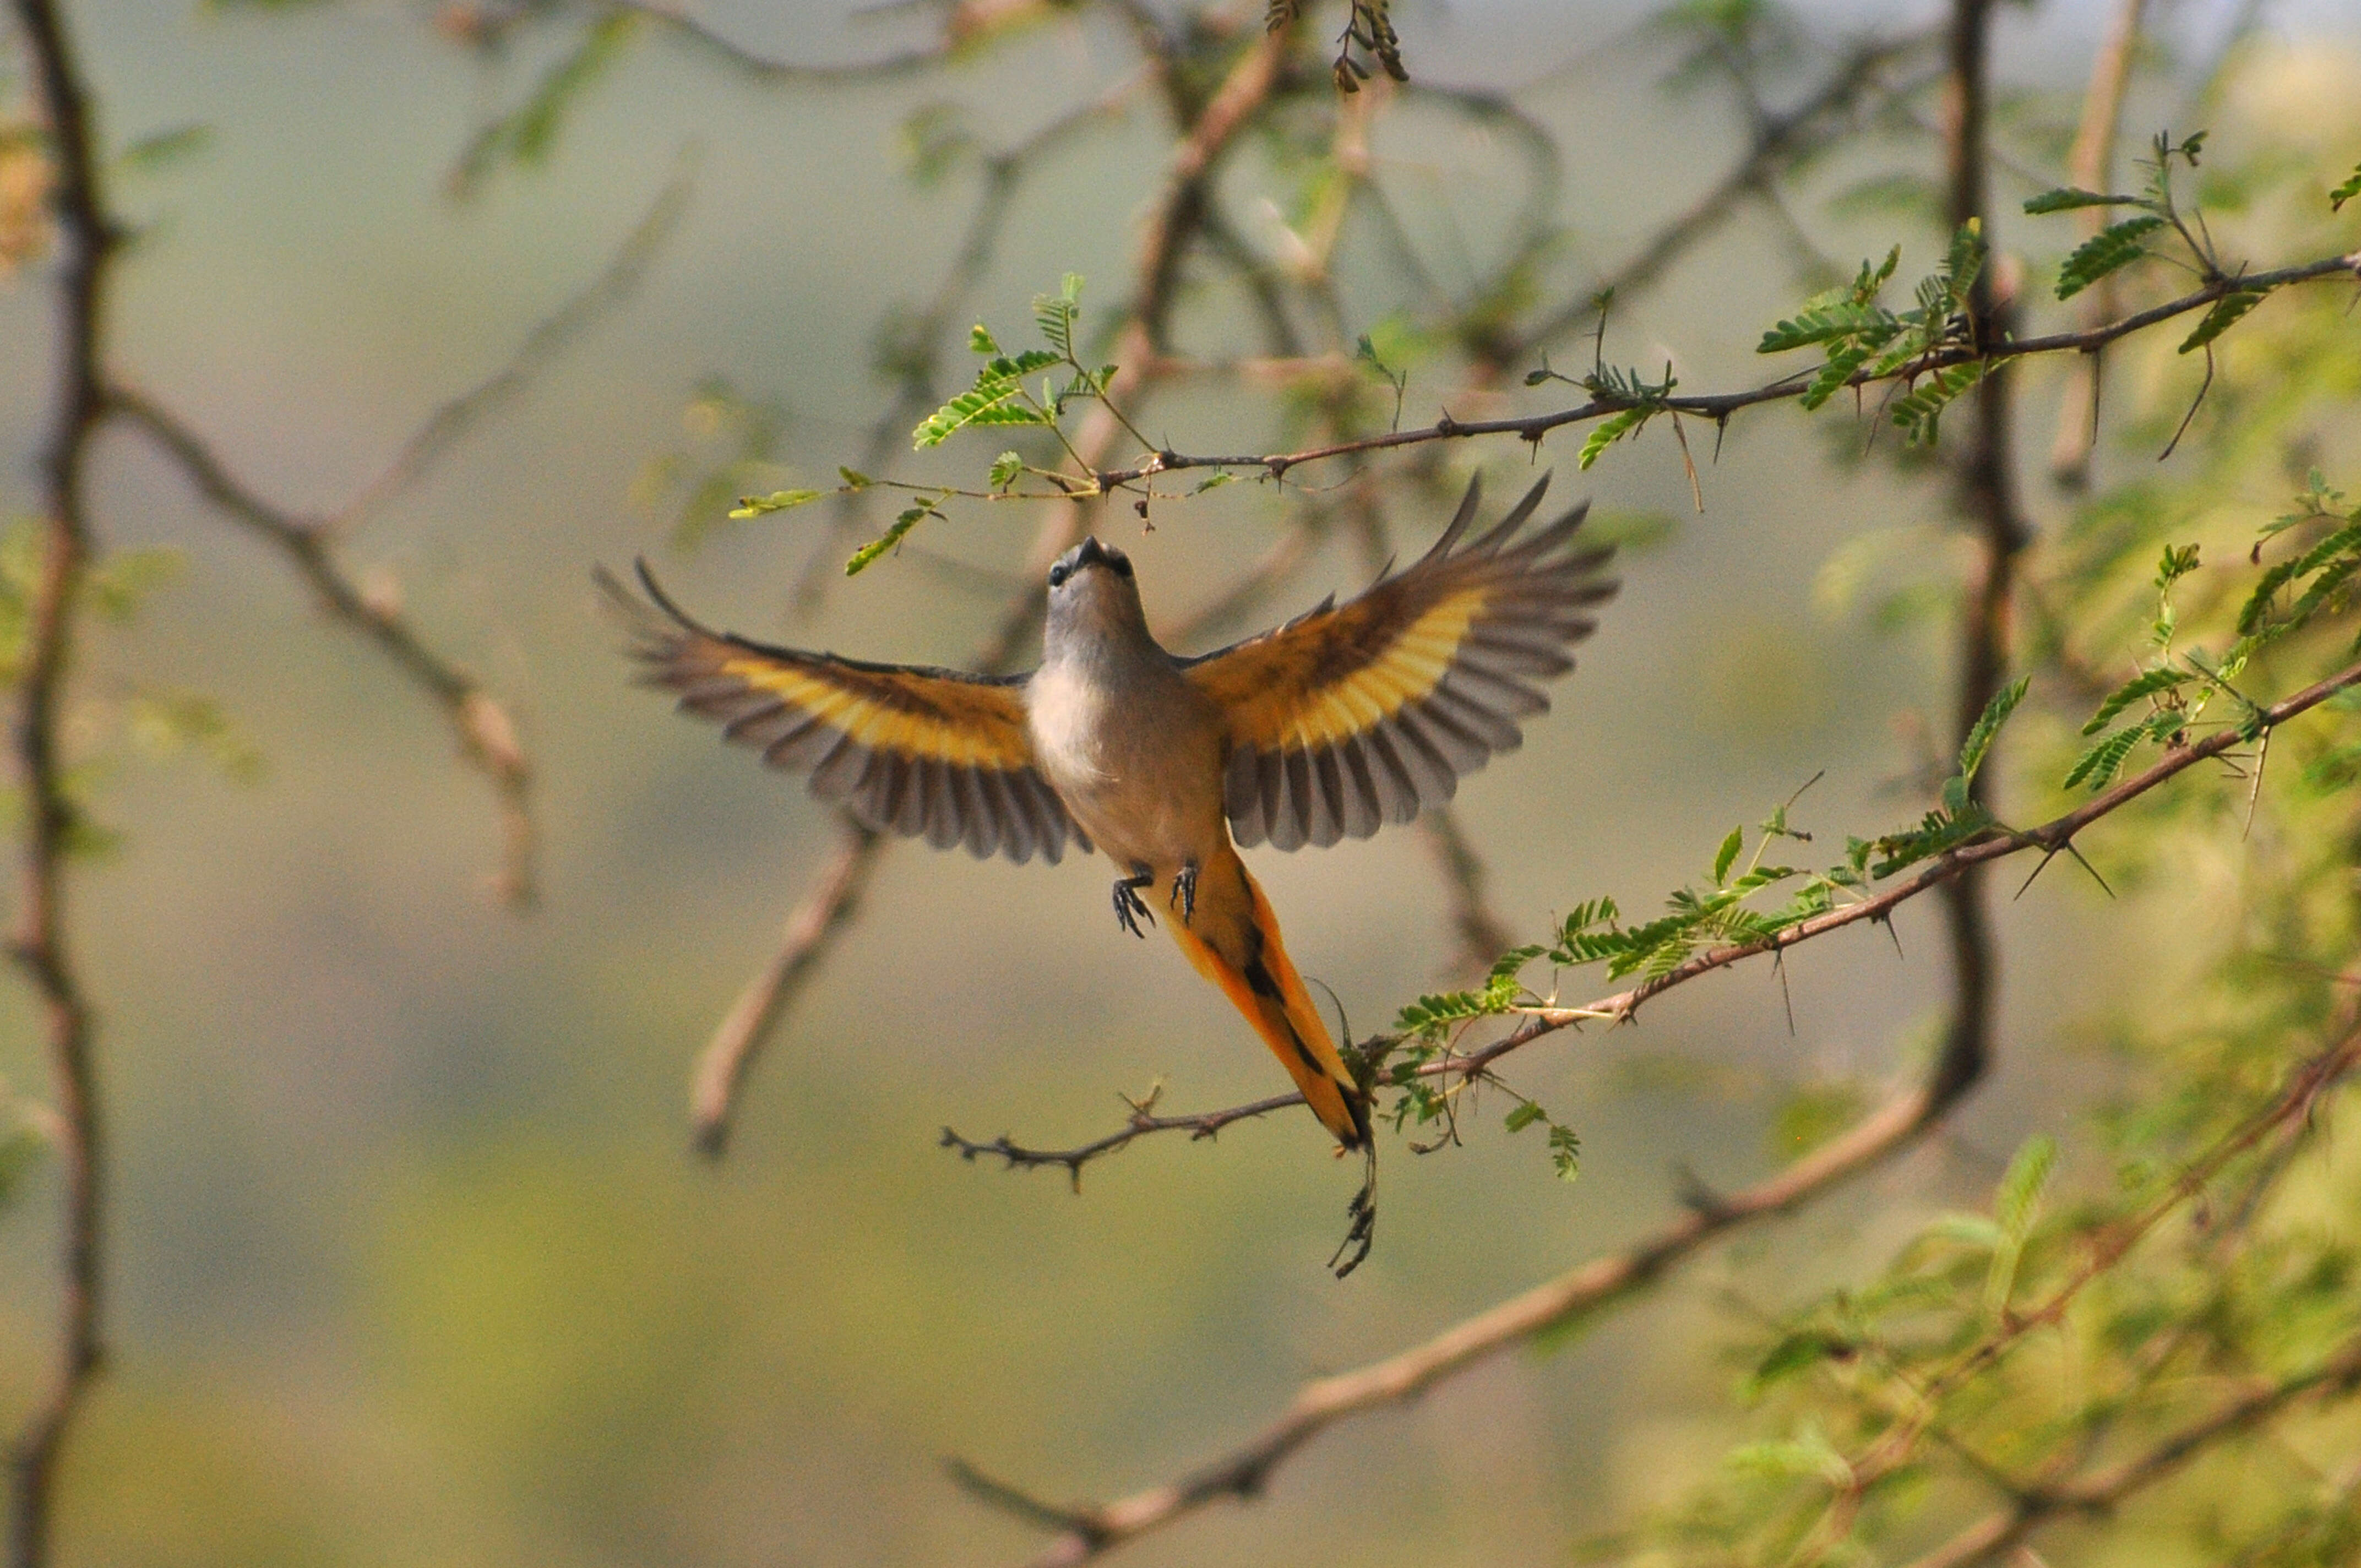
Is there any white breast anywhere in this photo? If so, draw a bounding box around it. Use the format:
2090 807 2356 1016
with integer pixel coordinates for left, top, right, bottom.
1027 661 1110 786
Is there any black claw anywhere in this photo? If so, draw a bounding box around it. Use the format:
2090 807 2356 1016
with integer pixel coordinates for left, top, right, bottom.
1113 870 1156 939
1169 861 1198 925
1329 1145 1379 1278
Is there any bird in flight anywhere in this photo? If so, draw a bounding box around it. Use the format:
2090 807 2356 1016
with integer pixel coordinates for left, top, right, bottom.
603 472 1615 1272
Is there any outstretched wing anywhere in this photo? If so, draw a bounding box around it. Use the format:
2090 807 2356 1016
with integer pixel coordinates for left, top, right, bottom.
600 565 1087 864
1183 473 1615 851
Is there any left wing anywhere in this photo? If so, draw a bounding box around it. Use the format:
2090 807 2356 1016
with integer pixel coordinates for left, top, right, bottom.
1183 473 1615 851
600 565 1086 864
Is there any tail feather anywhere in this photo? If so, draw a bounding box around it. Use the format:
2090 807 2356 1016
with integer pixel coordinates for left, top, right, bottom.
1167 850 1370 1148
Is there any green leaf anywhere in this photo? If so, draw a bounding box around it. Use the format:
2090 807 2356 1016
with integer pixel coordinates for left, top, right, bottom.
845 504 934 576
912 379 1039 448
2063 714 2180 791
1799 333 1890 411
1957 674 2028 783
1192 471 1238 494
1504 1101 1546 1134
838 467 873 489
1757 301 1898 354
117 123 213 175
1891 361 1988 447
988 451 1024 489
2334 162 2361 213
1577 406 1649 471
1995 1134 2057 1242
1549 1123 1581 1180
1033 275 1082 358
969 323 1001 356
728 488 824 519
2055 214 2166 300
2023 186 2143 214
2083 668 2188 734
2178 289 2265 353
1713 826 1743 886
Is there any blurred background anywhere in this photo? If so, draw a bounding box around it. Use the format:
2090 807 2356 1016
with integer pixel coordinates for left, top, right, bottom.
2 1 2358 1563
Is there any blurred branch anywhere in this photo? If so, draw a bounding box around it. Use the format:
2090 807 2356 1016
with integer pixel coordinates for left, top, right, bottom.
607 0 950 81
1093 251 2361 488
1511 29 1941 356
106 388 537 906
6 1 109 1562
961 656 2361 1561
336 157 694 535
2047 0 2146 488
688 820 882 1156
1903 1328 2361 1568
788 79 1143 611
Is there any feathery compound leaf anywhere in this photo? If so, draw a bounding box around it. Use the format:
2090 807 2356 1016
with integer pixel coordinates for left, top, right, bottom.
2064 725 2144 792
987 451 1023 489
1891 361 1987 447
2332 162 2361 213
1994 1133 2057 1240
1713 826 1744 886
1957 674 2028 783
845 503 934 575
728 488 823 519
1800 335 1887 411
2063 711 2179 791
1578 407 1650 470
1033 274 1082 357
2023 187 2142 214
1758 301 1898 354
2179 289 2266 353
2083 668 2188 734
2055 214 2166 300
2240 521 2361 635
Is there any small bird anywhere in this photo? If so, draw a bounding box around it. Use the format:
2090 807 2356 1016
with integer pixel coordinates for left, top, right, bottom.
603 472 1614 1267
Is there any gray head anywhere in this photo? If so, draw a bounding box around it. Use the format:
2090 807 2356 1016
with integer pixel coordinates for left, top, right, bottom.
1043 535 1151 652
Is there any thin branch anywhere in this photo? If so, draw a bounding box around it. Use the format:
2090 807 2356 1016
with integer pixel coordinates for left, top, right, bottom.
992 987 2361 1568
105 388 537 905
786 80 1141 611
1094 252 2361 488
6 1 112 1561
1511 31 1942 356
1897 1331 2361 1568
2047 0 2147 488
688 820 883 1155
940 1088 1296 1190
334 157 695 535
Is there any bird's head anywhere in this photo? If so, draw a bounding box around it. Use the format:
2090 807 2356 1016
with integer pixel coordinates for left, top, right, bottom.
1043 535 1149 650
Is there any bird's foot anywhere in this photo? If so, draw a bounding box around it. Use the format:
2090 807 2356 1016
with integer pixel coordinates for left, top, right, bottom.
1112 869 1156 939
1329 1143 1378 1279
1168 861 1198 925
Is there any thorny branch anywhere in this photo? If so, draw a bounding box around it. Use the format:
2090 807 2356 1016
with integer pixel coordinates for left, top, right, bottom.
7 2 108 1561
978 987 2361 1568
948 658 2361 1182
1089 251 2361 491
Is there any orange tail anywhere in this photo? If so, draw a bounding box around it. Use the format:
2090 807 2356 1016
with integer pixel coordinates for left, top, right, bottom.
1166 847 1370 1148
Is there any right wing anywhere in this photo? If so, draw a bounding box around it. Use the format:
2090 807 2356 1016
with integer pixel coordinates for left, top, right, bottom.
1182 473 1615 850
599 565 1087 865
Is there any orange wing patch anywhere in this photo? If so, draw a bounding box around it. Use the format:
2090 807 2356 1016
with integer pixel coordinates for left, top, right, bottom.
1183 473 1615 851
600 565 1086 865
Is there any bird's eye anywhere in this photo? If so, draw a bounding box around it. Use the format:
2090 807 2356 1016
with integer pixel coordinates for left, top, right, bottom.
1111 556 1134 579
1048 563 1070 589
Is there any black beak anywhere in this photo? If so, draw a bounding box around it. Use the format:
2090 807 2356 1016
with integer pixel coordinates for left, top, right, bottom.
1074 536 1111 570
